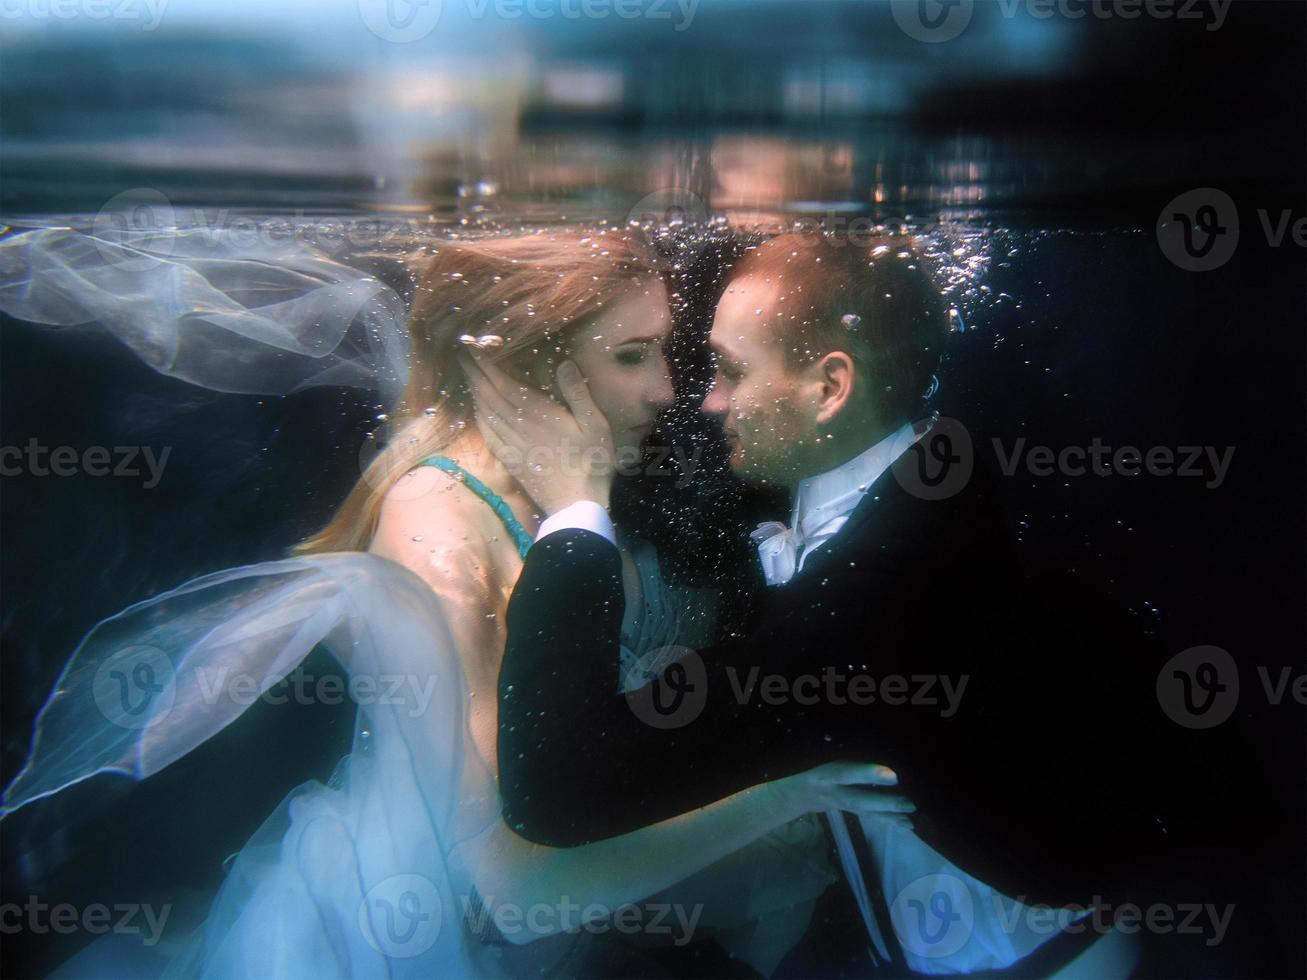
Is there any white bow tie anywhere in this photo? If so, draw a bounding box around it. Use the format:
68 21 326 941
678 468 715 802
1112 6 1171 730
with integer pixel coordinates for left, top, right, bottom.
751 520 802 586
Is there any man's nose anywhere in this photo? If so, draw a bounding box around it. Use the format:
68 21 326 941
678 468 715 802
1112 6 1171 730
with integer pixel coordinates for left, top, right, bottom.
701 378 728 418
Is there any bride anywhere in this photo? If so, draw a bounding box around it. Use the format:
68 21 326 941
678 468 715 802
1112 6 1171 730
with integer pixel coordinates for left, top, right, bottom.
0 226 910 978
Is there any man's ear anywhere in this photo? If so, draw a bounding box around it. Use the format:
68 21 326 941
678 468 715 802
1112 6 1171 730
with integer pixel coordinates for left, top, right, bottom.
813 351 856 426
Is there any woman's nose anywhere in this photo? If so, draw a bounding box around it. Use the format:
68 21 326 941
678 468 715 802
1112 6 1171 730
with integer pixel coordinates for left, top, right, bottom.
647 360 674 410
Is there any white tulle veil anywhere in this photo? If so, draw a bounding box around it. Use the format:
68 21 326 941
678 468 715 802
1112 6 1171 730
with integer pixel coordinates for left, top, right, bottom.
0 224 411 401
0 224 523 978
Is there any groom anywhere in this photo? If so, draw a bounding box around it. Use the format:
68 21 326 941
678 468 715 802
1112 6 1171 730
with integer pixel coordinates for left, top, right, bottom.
498 234 1142 918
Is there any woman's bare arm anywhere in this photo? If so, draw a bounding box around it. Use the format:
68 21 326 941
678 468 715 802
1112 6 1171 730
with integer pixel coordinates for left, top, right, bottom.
462 760 906 945
369 463 516 768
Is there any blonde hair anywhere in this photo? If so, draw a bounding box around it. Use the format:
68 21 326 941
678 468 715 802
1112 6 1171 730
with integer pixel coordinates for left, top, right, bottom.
295 230 661 554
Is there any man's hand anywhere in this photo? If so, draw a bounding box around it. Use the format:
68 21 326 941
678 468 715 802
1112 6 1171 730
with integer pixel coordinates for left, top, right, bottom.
463 354 616 514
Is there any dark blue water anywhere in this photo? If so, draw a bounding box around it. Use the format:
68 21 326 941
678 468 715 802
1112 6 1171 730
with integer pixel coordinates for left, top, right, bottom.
2 2 1304 977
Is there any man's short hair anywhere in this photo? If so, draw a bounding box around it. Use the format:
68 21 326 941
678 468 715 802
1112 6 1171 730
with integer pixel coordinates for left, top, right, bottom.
731 232 952 424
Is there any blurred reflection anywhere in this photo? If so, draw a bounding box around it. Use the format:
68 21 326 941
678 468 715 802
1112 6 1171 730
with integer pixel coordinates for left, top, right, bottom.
0 0 1298 219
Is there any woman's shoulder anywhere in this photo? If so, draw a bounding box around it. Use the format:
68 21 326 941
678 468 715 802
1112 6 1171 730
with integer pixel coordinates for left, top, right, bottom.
370 464 503 572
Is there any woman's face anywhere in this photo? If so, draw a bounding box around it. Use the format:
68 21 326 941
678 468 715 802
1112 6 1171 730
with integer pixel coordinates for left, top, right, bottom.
566 280 675 458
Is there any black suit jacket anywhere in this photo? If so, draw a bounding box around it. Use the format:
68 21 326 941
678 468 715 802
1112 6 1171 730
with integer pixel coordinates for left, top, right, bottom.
499 457 1152 906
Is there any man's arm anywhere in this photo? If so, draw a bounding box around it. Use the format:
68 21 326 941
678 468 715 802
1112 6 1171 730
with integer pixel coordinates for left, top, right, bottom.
496 522 931 847
497 528 634 844
497 525 780 844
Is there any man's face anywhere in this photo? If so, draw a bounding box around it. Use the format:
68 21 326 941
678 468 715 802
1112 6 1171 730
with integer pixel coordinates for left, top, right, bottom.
702 273 821 487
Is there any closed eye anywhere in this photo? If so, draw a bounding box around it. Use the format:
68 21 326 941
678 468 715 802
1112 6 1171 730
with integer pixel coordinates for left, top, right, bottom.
615 343 649 366
711 352 745 382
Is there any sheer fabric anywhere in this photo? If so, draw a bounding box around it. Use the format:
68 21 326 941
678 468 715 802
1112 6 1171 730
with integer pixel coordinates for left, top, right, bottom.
0 228 410 401
3 553 503 979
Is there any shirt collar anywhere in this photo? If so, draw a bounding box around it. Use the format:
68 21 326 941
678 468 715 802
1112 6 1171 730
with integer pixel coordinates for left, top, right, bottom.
792 420 927 538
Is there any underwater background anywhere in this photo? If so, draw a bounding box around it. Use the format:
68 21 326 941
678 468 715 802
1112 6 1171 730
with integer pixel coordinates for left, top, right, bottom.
1 1 1304 977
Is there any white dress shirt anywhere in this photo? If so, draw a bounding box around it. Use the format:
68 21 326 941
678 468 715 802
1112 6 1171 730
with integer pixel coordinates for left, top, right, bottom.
753 420 927 586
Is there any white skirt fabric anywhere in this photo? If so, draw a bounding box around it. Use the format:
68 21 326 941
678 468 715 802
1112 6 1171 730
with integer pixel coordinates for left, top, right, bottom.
4 553 509 979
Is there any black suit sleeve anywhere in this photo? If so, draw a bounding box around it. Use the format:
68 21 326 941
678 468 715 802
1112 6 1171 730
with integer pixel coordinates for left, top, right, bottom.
496 522 976 849
497 529 630 844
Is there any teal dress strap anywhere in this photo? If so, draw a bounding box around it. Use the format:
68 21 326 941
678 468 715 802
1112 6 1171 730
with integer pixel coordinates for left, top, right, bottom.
418 455 533 559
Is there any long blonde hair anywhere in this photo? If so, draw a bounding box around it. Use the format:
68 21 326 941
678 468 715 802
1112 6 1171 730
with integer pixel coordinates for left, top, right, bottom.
295 229 661 555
